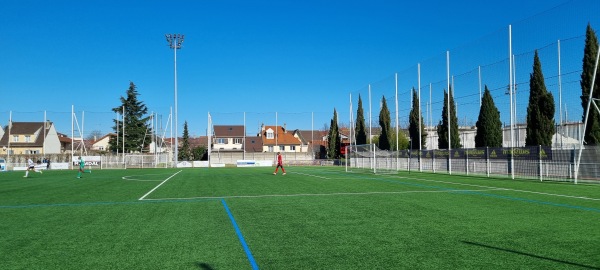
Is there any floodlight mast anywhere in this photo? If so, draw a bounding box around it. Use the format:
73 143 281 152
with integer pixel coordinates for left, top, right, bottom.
165 34 184 167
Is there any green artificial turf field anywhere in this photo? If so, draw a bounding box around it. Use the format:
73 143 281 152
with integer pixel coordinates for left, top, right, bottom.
1 167 599 269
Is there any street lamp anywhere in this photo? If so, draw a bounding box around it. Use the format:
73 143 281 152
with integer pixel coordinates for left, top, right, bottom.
165 33 184 167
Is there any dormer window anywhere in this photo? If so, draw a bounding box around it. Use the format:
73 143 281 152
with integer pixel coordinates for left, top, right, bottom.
266 128 274 139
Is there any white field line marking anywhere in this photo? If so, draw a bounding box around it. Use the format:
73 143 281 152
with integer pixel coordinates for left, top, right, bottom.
494 188 600 201
140 188 506 201
380 174 600 202
293 172 330 179
138 170 182 200
122 175 164 182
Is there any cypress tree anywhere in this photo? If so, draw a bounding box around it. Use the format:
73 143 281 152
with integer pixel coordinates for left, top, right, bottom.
437 88 461 149
475 86 502 147
408 88 427 149
179 121 191 161
109 81 152 153
581 23 600 145
378 96 392 150
526 50 555 146
355 94 367 145
327 108 341 159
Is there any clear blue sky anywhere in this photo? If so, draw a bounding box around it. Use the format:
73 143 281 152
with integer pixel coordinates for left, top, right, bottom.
1 0 597 138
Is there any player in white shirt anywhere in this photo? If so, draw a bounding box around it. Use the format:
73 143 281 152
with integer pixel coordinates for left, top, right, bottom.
24 158 42 178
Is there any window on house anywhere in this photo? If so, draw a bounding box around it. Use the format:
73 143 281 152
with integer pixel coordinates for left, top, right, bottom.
266 129 274 139
216 138 227 144
268 146 274 152
13 135 18 142
290 145 296 151
279 145 285 151
234 138 242 144
25 135 31 142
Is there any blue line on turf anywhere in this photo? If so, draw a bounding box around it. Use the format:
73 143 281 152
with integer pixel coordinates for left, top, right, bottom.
221 199 259 270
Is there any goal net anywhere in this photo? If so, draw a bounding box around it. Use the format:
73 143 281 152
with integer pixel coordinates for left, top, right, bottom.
346 144 400 174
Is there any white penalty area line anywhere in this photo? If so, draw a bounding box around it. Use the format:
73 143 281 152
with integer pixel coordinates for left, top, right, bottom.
293 172 330 179
390 175 600 202
140 188 506 201
138 170 182 201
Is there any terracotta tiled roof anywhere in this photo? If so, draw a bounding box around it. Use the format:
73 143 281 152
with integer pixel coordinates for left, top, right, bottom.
261 125 301 146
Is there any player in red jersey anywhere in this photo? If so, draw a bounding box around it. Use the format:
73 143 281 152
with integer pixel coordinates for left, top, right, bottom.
273 152 286 175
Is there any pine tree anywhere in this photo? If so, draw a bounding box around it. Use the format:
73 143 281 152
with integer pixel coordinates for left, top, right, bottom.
475 86 502 147
581 23 600 145
437 88 461 149
526 50 556 146
108 82 152 153
378 96 392 150
327 108 341 159
179 121 191 161
408 88 427 149
355 94 367 145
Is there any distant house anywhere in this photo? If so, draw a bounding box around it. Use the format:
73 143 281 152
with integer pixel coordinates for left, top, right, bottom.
91 133 116 151
159 136 208 154
259 124 305 152
212 125 245 151
0 121 62 154
298 130 328 154
57 133 73 152
244 136 263 152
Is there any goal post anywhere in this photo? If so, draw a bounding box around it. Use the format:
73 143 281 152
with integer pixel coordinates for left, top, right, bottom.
346 144 375 173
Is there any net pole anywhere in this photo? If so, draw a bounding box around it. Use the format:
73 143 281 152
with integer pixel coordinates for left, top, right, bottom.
446 51 451 174
71 105 74 170
170 106 173 167
116 111 119 160
43 110 46 156
373 143 376 174
122 106 125 168
395 73 399 171
478 66 482 108
345 145 348 172
575 48 600 183
509 25 515 179
7 111 11 169
208 112 212 168
418 64 422 172
311 112 314 156
349 93 353 169
82 111 86 156
369 84 372 170
558 40 563 148
243 112 246 160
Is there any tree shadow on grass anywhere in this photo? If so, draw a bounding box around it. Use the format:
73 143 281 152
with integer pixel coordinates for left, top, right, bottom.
194 262 215 270
462 240 599 269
